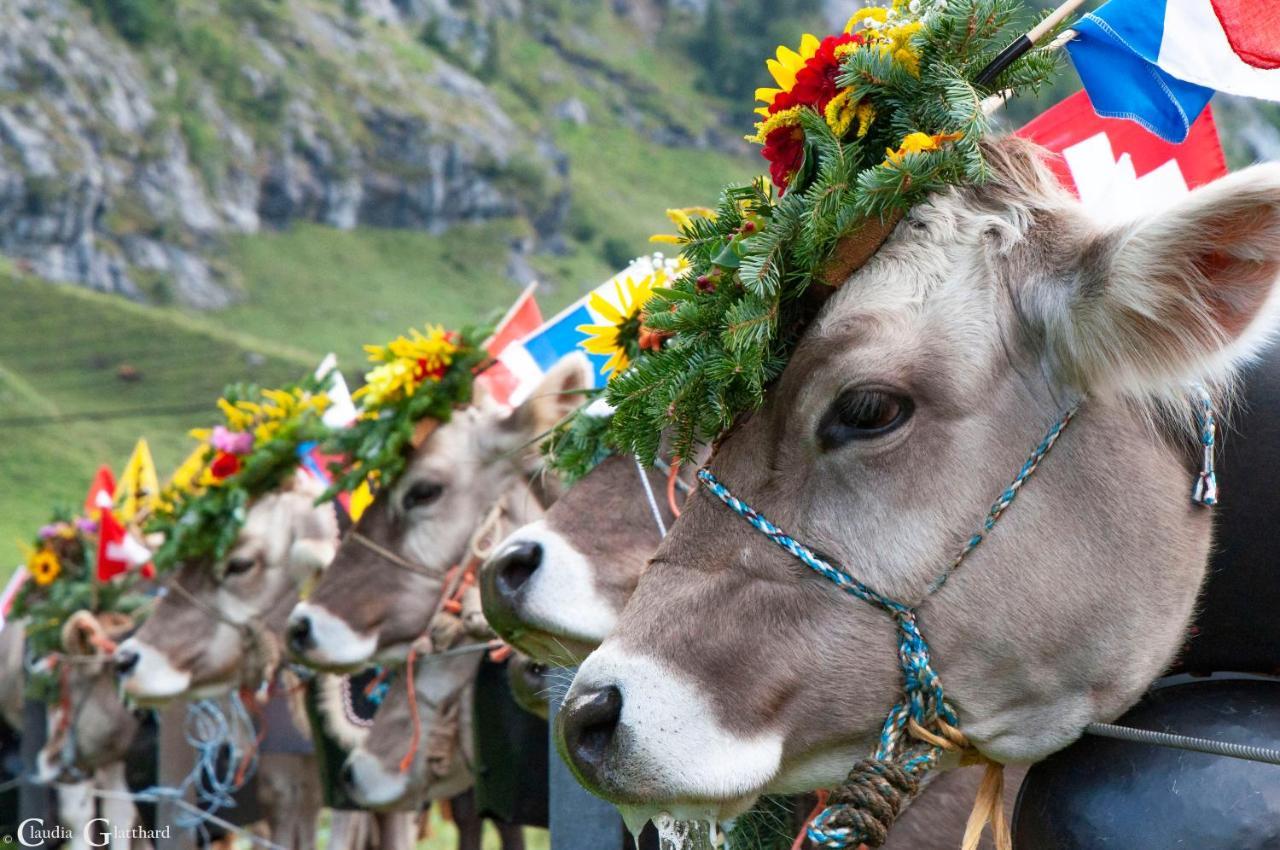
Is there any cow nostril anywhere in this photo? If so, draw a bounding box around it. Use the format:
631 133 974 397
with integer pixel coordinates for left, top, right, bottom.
494 541 542 598
114 650 139 677
287 616 314 653
560 685 623 782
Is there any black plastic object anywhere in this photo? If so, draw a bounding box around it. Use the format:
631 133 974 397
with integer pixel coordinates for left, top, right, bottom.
472 656 549 828
1013 678 1280 849
1175 341 1280 675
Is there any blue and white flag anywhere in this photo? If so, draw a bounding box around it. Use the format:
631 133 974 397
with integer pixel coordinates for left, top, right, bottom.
1067 0 1280 143
496 253 686 406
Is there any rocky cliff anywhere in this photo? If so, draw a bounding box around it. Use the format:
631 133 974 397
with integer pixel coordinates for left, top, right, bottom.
0 0 612 307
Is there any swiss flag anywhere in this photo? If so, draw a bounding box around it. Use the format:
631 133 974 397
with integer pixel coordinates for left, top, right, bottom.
1016 90 1227 218
477 284 545 407
83 466 117 520
97 509 154 581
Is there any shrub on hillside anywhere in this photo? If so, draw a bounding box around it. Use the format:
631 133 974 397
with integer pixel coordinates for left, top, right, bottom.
78 0 173 45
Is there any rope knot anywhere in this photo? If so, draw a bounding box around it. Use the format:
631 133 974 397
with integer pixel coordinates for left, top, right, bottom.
809 759 920 848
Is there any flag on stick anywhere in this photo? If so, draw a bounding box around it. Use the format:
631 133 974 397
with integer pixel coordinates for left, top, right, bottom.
1017 89 1227 221
117 438 160 523
83 466 116 519
1066 0 1280 142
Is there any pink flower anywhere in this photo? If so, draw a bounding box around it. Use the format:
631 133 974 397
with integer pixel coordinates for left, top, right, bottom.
75 518 99 534
211 426 254 456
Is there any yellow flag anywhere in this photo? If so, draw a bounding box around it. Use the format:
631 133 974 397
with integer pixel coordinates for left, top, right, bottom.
117 439 160 522
167 444 209 496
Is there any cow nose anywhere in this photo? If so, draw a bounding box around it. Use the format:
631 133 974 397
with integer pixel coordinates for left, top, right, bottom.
493 541 542 598
287 614 314 653
558 685 623 784
114 649 139 677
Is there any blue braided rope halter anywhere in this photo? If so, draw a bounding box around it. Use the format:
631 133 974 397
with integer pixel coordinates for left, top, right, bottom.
1191 385 1219 507
697 405 1079 849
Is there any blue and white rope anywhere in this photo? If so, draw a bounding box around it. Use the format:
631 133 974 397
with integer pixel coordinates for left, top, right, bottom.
1191 386 1218 507
697 406 1079 848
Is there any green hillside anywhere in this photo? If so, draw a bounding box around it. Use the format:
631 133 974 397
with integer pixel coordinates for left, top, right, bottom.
0 1 768 572
0 271 317 564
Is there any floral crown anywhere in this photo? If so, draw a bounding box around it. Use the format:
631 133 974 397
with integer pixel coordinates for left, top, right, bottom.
321 323 491 501
12 510 149 696
548 0 1060 469
146 381 332 569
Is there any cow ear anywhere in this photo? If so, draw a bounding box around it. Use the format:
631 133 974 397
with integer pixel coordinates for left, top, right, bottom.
288 499 339 579
503 353 594 442
1042 163 1280 397
60 611 104 657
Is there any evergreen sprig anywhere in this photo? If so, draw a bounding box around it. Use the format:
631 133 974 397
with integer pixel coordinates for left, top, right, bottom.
547 0 1060 470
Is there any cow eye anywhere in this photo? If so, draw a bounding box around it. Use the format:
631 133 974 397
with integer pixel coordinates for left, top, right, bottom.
402 481 445 512
818 390 913 450
225 556 256 576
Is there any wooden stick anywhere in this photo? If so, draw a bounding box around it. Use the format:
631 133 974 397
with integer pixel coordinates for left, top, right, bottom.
1028 0 1090 43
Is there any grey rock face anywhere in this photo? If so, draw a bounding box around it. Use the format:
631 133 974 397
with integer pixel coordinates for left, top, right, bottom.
0 0 562 307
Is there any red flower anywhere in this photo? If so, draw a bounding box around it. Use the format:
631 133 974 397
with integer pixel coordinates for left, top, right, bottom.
760 32 865 192
761 125 807 192
414 358 448 382
769 33 863 117
210 451 242 480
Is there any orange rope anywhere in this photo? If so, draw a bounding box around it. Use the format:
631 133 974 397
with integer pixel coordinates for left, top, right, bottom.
790 790 829 850
235 687 267 786
665 461 683 518
399 645 422 775
487 641 513 663
441 570 476 615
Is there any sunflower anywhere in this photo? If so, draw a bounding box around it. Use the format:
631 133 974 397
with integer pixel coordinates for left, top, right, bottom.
884 130 964 166
578 270 670 379
28 548 61 586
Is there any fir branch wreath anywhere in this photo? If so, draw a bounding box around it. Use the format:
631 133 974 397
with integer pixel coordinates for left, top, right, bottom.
146 380 333 569
11 512 149 701
320 324 492 502
545 0 1062 472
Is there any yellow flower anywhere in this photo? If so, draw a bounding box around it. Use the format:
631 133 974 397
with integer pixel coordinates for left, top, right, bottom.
354 359 419 408
577 270 670 379
385 325 458 374
28 548 61 586
355 324 460 408
755 34 822 116
651 207 717 245
884 130 964 166
880 21 924 76
748 105 806 145
216 398 255 431
845 6 889 33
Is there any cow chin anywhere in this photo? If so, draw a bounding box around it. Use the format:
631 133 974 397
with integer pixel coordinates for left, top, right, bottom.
558 643 783 814
344 749 413 809
503 627 598 668
117 638 193 704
